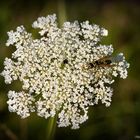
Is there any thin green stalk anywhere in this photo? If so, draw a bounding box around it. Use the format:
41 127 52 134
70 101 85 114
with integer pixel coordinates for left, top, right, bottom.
57 0 67 27
46 115 57 140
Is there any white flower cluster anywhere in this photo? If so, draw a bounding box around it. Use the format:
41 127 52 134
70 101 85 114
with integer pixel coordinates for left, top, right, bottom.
1 14 129 129
7 91 35 118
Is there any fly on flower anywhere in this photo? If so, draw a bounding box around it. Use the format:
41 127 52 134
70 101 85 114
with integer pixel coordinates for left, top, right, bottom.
83 55 115 70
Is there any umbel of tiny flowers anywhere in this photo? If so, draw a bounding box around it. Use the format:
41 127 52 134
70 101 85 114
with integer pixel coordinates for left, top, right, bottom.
1 14 129 129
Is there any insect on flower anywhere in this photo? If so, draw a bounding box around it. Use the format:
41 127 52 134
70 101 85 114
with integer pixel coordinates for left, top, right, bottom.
83 56 115 70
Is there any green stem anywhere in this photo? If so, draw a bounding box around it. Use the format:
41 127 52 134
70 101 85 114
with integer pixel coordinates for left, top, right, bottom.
46 116 57 140
57 0 67 26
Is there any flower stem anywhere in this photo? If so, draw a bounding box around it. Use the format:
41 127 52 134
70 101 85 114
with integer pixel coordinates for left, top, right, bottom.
57 0 67 27
46 116 57 140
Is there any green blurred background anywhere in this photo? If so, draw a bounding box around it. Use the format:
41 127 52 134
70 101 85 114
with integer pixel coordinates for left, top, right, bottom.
0 0 139 140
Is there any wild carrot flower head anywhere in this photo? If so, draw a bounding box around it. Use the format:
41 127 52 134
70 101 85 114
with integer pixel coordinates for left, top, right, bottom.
1 14 129 129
